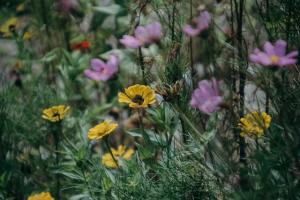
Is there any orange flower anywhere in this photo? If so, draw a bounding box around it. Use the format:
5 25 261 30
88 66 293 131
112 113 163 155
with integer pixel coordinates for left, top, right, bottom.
71 40 90 50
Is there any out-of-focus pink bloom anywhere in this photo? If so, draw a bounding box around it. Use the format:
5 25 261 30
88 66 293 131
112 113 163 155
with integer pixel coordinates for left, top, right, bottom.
183 11 211 37
120 22 162 48
55 0 77 12
84 55 118 81
249 39 298 67
190 78 223 114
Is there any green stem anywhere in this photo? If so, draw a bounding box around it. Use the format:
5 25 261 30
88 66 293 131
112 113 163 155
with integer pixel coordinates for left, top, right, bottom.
80 168 94 200
53 126 61 200
137 109 151 145
138 47 146 84
104 138 118 167
189 0 195 87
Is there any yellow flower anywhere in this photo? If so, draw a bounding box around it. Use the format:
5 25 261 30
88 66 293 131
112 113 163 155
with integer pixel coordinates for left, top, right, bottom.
42 105 70 122
27 192 54 200
0 17 19 37
239 111 271 137
118 84 156 108
23 31 33 41
102 145 135 168
87 120 118 140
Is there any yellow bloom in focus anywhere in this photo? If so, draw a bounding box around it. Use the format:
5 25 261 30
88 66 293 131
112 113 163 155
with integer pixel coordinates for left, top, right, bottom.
27 192 54 200
239 112 271 137
0 17 19 37
42 105 70 122
87 120 118 140
118 84 156 108
102 145 135 168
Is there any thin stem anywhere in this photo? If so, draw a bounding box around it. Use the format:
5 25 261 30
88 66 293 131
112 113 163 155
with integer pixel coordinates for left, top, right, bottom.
53 127 61 200
189 0 195 86
235 0 248 189
138 47 146 84
104 138 118 167
137 109 151 145
80 168 94 200
171 0 176 41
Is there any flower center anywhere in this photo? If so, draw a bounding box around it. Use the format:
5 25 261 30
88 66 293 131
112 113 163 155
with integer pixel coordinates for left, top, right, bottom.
132 95 144 105
100 67 108 74
52 111 60 118
270 55 279 64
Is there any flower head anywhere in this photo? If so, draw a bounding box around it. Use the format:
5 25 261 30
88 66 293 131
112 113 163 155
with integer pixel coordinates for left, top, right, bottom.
102 145 135 168
190 78 223 114
183 11 211 37
239 112 271 137
23 31 33 41
0 17 19 37
118 84 156 108
249 39 298 67
42 105 70 122
27 192 54 200
120 22 162 48
55 0 77 12
87 120 118 140
71 40 90 50
84 54 118 81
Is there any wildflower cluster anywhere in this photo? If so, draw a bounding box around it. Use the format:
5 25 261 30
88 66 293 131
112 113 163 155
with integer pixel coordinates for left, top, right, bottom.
239 112 272 137
1 0 300 199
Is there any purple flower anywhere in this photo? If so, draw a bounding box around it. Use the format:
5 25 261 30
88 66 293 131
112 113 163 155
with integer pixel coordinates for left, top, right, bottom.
55 0 77 12
183 11 211 37
120 22 162 48
84 55 118 81
249 39 298 67
190 78 223 114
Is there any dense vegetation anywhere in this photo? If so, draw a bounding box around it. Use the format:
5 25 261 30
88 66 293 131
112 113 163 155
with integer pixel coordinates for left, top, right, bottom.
0 0 300 199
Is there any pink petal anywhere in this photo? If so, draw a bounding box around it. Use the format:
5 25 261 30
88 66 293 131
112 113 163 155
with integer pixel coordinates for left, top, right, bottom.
134 26 148 43
257 52 273 66
199 96 223 114
274 39 287 56
263 41 275 55
286 51 298 58
146 22 162 41
84 69 102 81
107 54 119 74
190 79 223 114
277 57 297 67
183 25 200 37
91 58 106 72
249 54 260 63
120 35 141 48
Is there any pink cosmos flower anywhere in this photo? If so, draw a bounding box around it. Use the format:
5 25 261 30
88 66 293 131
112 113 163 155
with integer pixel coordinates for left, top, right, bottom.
84 55 118 81
120 22 162 48
249 39 298 67
190 78 223 114
183 11 211 37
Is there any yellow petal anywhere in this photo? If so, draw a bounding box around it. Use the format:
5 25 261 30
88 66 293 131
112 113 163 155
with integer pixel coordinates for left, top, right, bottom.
102 153 118 168
118 92 132 104
123 148 135 160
